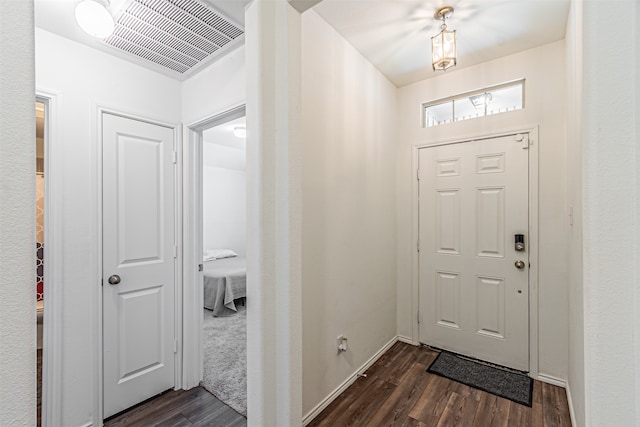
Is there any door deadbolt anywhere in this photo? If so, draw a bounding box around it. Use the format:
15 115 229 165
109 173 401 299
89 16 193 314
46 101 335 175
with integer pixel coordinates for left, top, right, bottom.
514 234 525 251
108 274 121 285
514 260 526 270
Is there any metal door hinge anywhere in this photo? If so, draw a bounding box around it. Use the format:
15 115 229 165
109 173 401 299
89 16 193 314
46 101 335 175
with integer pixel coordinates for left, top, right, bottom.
174 340 178 354
416 169 420 181
173 245 177 258
417 240 420 252
172 151 177 164
198 263 203 272
417 311 420 324
515 134 531 150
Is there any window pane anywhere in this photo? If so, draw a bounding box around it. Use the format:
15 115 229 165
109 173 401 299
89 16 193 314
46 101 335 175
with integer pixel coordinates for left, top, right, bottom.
454 97 482 122
425 101 453 128
422 80 524 128
486 84 523 116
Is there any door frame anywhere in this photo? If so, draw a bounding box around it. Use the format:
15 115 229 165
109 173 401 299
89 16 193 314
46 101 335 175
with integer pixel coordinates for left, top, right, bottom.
36 89 62 427
181 103 246 390
93 105 182 425
411 125 540 377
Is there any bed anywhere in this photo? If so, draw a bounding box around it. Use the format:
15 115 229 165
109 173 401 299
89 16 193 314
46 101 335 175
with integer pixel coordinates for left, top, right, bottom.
203 256 246 316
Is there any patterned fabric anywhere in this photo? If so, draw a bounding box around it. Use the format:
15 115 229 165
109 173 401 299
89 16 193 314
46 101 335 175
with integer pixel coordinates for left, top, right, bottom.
36 173 45 301
36 242 44 301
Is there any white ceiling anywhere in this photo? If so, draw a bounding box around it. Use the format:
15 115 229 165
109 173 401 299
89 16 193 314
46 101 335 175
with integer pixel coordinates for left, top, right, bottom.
35 0 570 87
313 0 571 87
203 116 246 150
203 116 246 170
34 0 249 80
35 0 248 34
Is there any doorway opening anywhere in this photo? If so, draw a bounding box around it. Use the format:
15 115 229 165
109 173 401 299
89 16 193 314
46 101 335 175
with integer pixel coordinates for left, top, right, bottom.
200 115 247 416
182 104 248 420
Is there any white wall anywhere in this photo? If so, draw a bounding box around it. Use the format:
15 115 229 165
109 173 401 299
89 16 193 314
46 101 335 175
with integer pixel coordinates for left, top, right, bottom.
396 41 568 381
181 45 245 125
565 1 585 425
0 2 36 426
301 10 398 416
245 1 303 423
202 144 246 256
33 25 245 427
578 1 640 425
35 28 182 427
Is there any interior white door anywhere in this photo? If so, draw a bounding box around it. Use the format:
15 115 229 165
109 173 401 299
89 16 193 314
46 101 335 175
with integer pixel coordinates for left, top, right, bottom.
418 133 529 371
102 113 176 418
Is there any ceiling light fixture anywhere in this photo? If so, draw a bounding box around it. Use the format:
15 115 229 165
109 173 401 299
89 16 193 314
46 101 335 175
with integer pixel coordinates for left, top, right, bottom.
233 126 247 139
75 0 115 39
431 6 457 71
469 92 492 109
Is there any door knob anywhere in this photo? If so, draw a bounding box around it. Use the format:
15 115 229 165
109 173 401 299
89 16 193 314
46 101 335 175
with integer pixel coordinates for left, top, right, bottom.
108 274 121 285
514 260 526 270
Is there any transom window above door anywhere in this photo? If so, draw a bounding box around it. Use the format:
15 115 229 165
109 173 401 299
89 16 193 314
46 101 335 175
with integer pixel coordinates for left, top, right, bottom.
422 79 525 128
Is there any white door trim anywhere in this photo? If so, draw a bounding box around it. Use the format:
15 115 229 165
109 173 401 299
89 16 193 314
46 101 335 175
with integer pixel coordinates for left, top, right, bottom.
36 89 62 427
181 103 246 390
411 125 540 376
92 105 181 425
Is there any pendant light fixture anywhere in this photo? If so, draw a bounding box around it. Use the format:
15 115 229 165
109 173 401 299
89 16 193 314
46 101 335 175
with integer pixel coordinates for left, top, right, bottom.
431 6 456 71
75 0 115 39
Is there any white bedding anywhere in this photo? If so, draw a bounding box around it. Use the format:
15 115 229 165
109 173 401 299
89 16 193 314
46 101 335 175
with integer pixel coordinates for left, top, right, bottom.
203 256 246 316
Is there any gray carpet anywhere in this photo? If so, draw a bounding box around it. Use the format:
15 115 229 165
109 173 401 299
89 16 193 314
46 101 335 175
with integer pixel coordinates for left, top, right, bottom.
202 305 247 416
427 351 533 407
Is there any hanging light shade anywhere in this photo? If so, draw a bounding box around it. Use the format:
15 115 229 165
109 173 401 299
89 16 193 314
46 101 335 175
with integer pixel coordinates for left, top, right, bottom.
431 6 456 71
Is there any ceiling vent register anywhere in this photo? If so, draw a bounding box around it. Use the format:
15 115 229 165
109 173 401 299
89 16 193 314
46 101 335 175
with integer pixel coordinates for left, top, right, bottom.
103 0 244 74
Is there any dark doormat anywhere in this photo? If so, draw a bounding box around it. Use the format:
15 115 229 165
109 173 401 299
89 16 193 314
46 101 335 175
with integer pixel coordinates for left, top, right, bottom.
427 351 533 407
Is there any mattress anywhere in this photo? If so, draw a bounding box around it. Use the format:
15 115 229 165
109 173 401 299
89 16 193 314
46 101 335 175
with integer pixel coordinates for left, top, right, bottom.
203 256 246 316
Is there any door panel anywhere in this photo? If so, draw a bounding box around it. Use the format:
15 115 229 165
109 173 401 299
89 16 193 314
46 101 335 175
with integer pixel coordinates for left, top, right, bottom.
435 271 460 329
117 135 163 264
418 134 529 371
476 276 505 339
436 190 460 254
476 187 505 257
103 113 176 418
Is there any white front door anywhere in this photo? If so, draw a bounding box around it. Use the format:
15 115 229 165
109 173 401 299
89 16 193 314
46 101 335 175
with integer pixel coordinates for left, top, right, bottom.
418 133 529 371
102 113 176 418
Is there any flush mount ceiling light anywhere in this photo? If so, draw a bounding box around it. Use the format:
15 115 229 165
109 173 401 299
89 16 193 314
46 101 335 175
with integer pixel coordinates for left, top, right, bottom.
75 0 115 39
233 126 247 139
431 6 457 71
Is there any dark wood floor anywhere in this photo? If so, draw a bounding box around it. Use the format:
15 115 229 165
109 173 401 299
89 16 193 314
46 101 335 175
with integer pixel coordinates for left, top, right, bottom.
37 349 42 427
104 387 246 427
309 342 572 427
98 341 571 426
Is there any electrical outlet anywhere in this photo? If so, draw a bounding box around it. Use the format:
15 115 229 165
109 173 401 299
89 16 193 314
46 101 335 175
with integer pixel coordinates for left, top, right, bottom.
337 335 348 352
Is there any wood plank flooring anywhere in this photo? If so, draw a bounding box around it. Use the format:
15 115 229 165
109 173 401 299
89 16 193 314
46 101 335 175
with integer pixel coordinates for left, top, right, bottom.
309 342 572 427
103 387 246 427
99 342 570 426
37 349 42 427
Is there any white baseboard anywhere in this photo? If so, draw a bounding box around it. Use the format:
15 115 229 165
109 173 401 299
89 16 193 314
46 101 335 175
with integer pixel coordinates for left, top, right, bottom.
397 335 414 345
565 382 577 427
537 373 567 388
302 335 401 426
